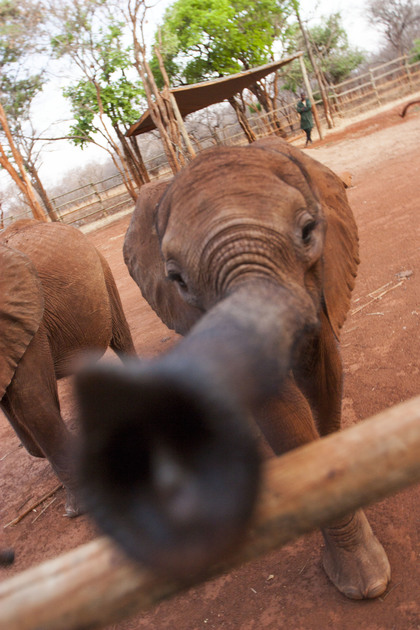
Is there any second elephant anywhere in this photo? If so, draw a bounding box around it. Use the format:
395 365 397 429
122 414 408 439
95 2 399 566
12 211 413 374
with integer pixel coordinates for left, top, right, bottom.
0 220 135 516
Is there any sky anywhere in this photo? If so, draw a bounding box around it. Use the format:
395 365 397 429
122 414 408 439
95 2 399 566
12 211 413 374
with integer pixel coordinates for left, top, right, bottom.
2 0 384 191
299 0 382 52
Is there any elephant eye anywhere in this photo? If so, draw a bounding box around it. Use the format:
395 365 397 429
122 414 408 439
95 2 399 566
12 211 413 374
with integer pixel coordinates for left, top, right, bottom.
301 220 317 244
168 270 188 291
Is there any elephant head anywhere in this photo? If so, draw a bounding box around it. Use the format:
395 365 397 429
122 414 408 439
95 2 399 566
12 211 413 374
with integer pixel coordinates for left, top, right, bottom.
76 137 359 579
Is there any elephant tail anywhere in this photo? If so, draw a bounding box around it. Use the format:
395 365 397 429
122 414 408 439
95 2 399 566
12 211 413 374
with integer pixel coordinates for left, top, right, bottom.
99 253 136 359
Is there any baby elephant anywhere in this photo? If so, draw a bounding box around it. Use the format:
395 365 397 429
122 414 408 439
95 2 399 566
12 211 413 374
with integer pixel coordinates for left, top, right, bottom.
0 220 135 516
76 137 390 599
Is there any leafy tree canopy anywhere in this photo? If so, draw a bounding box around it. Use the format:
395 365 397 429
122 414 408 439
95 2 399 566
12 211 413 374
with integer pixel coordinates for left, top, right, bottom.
0 0 46 153
0 0 44 66
151 0 297 86
0 74 44 133
410 36 420 59
51 10 145 148
308 13 365 83
284 12 365 91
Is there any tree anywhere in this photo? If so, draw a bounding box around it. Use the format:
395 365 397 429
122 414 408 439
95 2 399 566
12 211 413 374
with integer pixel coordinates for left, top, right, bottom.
367 0 420 56
151 0 297 139
308 13 365 84
410 37 420 60
0 71 61 221
49 1 150 198
0 0 52 221
153 0 295 83
121 0 194 173
0 101 47 221
283 10 364 130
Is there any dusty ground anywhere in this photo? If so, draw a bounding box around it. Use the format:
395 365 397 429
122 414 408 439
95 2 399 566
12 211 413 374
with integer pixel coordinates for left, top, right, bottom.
1 101 419 629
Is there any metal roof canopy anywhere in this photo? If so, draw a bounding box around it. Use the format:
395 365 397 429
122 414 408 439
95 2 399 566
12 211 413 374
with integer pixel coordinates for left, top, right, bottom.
126 53 303 137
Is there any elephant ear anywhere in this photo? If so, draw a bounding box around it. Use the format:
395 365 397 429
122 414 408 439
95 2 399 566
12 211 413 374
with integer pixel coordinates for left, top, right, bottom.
0 243 44 400
123 180 203 335
319 177 359 338
297 153 359 338
252 137 359 339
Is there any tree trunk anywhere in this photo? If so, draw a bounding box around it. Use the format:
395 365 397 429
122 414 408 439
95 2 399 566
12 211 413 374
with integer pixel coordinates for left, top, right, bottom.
136 58 181 174
0 103 47 221
114 126 150 189
25 160 59 222
228 96 256 143
128 136 150 183
155 45 196 161
130 16 183 173
295 7 334 129
248 81 287 138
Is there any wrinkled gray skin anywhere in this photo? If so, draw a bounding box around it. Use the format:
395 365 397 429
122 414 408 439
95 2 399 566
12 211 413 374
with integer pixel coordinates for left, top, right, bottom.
76 137 390 597
0 220 135 516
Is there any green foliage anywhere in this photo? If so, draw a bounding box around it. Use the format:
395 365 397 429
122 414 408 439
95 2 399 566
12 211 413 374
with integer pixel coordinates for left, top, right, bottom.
152 0 296 86
281 57 306 93
51 12 145 148
0 0 43 66
0 74 44 129
0 0 46 147
308 13 365 84
63 70 145 148
0 0 21 65
410 38 420 61
283 12 365 91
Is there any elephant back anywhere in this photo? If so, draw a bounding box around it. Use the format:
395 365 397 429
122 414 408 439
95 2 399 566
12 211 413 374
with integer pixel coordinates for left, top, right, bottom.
0 243 44 400
1 221 114 372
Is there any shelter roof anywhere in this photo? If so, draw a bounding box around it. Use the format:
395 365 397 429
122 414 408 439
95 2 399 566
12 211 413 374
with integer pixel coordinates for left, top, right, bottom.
126 53 303 136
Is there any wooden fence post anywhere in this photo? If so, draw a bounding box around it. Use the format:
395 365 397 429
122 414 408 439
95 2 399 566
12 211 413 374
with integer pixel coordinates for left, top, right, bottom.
369 69 381 106
330 85 342 116
298 53 323 140
404 55 414 90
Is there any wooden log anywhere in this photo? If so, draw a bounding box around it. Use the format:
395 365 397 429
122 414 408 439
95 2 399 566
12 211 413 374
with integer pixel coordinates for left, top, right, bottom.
1 395 420 630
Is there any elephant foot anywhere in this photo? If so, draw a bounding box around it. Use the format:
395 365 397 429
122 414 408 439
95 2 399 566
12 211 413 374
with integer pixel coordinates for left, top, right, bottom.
322 510 391 599
64 489 84 518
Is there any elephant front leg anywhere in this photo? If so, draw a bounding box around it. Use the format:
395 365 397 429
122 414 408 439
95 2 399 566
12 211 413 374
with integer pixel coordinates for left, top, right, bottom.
322 511 391 599
293 314 391 598
257 377 391 599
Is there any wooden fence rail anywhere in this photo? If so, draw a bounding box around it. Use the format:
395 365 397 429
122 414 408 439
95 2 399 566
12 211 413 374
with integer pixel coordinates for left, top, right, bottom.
1 395 420 630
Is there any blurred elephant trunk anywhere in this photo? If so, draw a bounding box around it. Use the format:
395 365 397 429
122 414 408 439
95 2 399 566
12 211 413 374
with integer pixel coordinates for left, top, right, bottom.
170 280 319 411
75 279 318 578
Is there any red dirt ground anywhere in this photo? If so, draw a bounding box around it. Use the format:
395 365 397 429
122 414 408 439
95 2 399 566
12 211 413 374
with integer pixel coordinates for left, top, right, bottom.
1 101 419 629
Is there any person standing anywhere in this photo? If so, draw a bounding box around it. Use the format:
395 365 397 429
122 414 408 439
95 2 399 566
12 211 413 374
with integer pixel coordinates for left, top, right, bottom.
296 93 314 146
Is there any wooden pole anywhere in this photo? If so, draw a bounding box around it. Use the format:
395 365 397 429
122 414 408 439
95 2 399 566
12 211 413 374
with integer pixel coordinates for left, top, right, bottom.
298 53 323 140
169 91 197 159
294 6 333 129
154 42 196 160
1 395 420 630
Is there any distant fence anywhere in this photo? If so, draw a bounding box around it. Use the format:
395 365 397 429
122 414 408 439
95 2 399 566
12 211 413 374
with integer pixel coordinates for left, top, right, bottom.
2 54 420 230
328 54 420 117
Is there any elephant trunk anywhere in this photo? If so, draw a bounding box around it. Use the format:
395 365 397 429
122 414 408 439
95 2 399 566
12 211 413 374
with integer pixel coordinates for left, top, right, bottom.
75 279 318 578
